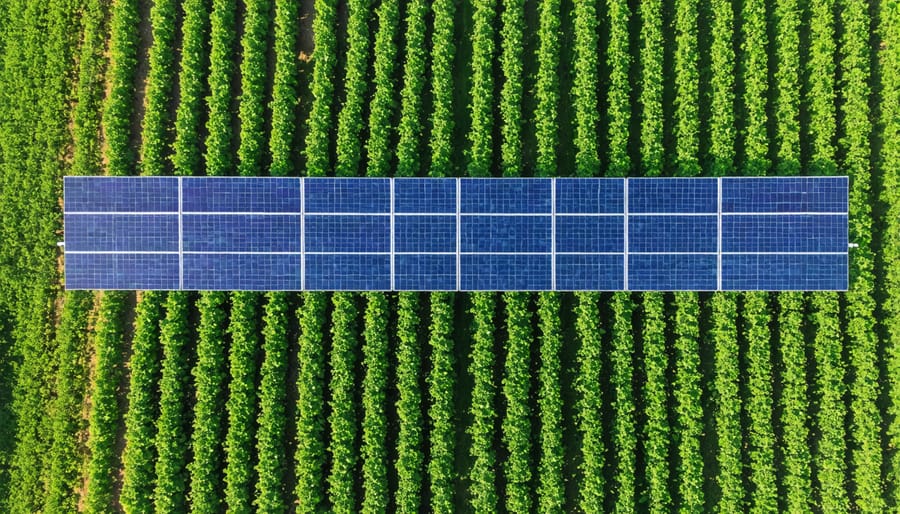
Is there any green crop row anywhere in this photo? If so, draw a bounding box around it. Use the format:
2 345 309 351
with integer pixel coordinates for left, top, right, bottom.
268 0 300 176
361 293 389 513
153 292 193 512
224 292 260 512
172 0 210 177
328 293 359 513
119 292 164 514
188 292 229 513
82 294 128 513
334 0 372 177
363 0 399 179
204 0 238 177
103 0 140 176
236 0 271 177
255 292 290 512
140 0 178 177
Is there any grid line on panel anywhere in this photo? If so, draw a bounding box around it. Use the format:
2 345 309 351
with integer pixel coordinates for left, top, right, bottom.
551 178 556 291
623 178 629 291
456 178 461 291
390 178 395 291
717 177 722 291
300 177 305 291
178 177 184 290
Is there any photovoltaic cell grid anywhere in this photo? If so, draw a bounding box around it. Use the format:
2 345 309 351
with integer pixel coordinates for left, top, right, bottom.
63 176 849 291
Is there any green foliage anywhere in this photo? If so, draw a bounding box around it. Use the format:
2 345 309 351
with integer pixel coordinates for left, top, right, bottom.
44 292 92 513
84 293 129 513
188 292 229 513
328 293 359 513
502 294 533 513
641 293 670 511
573 0 599 176
119 292 164 514
536 292 563 512
393 0 427 178
236 0 271 178
255 292 290 513
499 0 524 176
672 293 702 511
140 0 179 177
294 293 328 513
467 0 496 178
427 292 456 512
534 0 560 178
610 293 635 512
71 0 109 178
744 292 777 511
268 0 300 176
394 292 422 513
575 293 604 511
364 0 400 179
224 292 260 513
172 0 210 177
428 0 456 177
303 0 338 178
154 292 193 513
639 0 663 176
204 0 238 177
468 292 498 512
838 0 882 509
334 0 373 177
711 293 741 511
103 0 140 176
361 293 389 513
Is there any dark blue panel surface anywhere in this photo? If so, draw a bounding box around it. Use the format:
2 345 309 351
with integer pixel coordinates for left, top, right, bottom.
461 178 551 213
65 214 178 251
183 253 300 290
628 178 717 213
305 215 389 252
556 254 624 290
722 177 848 213
461 254 551 290
183 214 301 252
394 178 456 213
395 254 456 290
182 177 300 212
305 254 390 290
629 215 717 253
66 253 180 289
722 253 847 290
461 215 550 253
65 177 178 212
304 178 390 213
722 214 848 252
555 178 624 213
556 215 624 253
628 254 717 290
395 216 456 253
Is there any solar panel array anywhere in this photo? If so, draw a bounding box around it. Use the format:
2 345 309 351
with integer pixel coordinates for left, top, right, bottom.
63 176 849 291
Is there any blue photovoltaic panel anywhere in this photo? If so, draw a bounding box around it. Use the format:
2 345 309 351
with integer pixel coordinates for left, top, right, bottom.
305 254 391 290
63 176 849 292
305 215 390 252
629 178 717 213
461 254 551 290
182 214 301 252
395 254 457 290
64 176 178 212
629 215 717 253
555 178 624 213
183 253 301 290
556 254 624 290
182 177 300 213
66 253 180 290
64 214 178 252
628 254 718 291
304 177 390 213
395 216 456 253
394 178 456 213
722 214 848 253
461 216 551 253
722 253 847 290
556 216 624 253
722 177 848 213
461 178 551 213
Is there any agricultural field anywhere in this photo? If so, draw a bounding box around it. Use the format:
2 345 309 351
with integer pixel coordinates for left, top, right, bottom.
0 0 898 510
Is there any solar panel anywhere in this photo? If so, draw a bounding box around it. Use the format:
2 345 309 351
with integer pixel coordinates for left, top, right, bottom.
63 176 850 291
